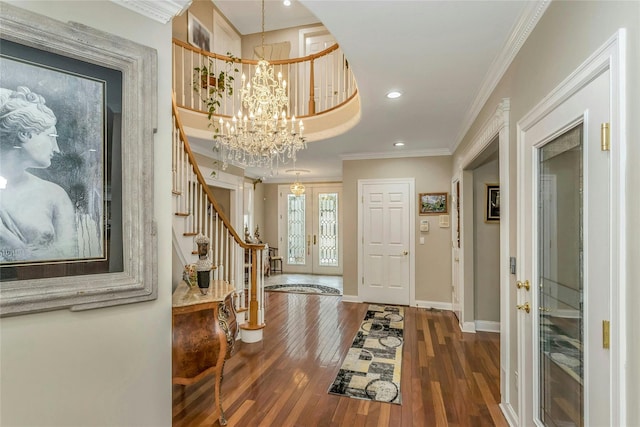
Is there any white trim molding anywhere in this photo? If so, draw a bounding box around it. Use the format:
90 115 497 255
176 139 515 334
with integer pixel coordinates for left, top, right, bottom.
454 97 511 414
415 300 453 311
110 0 192 24
451 0 550 152
476 320 500 333
517 29 626 426
341 148 451 161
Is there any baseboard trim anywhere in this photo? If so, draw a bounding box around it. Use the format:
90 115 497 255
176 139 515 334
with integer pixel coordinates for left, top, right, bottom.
500 402 518 427
475 320 500 333
341 295 361 303
414 300 453 311
461 321 476 333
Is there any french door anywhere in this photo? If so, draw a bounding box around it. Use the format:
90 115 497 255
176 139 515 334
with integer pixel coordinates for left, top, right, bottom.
518 67 611 426
278 183 342 275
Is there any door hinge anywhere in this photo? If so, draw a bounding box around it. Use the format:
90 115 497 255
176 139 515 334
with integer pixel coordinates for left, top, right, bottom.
601 122 610 151
602 320 610 349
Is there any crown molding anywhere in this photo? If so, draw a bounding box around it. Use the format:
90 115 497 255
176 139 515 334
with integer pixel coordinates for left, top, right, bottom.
110 0 192 24
450 0 551 153
340 148 451 161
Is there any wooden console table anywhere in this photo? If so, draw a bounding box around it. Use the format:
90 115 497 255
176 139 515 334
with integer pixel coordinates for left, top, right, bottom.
172 280 238 426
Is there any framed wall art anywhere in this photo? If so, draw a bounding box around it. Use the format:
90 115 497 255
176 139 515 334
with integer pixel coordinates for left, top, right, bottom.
188 12 211 52
485 184 500 223
419 192 448 215
0 3 158 316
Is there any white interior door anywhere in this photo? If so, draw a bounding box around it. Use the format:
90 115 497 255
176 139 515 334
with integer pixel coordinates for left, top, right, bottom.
359 180 412 305
518 68 611 426
301 31 336 114
278 184 342 275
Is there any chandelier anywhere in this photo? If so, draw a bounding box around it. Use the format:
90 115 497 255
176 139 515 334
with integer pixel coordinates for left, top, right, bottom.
214 0 306 171
290 172 305 196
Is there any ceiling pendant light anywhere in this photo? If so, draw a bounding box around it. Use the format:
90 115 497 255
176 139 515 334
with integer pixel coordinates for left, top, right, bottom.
214 0 305 171
290 172 305 196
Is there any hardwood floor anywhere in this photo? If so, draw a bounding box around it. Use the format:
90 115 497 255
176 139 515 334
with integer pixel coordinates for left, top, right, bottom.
172 291 506 426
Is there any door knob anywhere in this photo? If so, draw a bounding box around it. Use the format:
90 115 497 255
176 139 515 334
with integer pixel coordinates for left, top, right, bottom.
516 303 530 314
516 280 530 291
402 251 408 256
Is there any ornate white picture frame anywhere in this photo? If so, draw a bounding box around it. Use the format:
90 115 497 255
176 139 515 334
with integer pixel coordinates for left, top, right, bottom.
0 3 158 316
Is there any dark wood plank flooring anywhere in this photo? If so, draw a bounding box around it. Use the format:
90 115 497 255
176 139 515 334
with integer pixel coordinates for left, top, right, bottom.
173 292 506 426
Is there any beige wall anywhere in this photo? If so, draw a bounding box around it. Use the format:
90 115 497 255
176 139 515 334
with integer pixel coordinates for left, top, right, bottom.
172 0 215 44
473 159 500 322
0 1 173 425
253 181 265 239
209 185 231 218
452 1 640 420
262 183 280 250
343 157 452 301
241 24 320 60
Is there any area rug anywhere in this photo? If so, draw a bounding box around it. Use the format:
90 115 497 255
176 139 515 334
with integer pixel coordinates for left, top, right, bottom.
328 304 404 404
264 284 342 296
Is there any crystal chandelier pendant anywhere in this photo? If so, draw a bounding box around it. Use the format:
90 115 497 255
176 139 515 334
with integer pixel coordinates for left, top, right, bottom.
290 172 305 196
213 0 306 172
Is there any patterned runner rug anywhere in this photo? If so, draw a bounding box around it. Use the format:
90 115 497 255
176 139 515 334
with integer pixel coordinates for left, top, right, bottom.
328 304 404 404
264 284 341 296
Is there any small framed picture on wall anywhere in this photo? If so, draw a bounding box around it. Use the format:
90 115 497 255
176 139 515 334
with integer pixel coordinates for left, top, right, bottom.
485 184 500 223
419 192 448 215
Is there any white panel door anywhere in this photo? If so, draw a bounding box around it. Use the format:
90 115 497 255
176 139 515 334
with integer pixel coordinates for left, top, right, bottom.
518 68 611 426
361 181 411 305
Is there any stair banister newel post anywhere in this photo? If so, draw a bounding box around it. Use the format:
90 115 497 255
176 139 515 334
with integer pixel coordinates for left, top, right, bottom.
250 247 258 328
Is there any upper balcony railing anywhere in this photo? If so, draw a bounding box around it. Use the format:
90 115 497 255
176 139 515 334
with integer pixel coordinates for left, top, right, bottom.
172 38 358 121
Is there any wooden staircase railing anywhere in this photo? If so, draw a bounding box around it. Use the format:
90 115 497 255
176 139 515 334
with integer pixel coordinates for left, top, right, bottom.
172 38 357 120
172 93 266 341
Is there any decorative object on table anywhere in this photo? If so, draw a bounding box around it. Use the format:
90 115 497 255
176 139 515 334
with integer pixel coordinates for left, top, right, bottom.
0 3 157 317
183 264 197 287
195 233 211 294
485 183 500 223
254 225 261 243
328 304 404 404
244 224 251 242
419 192 448 215
264 284 341 296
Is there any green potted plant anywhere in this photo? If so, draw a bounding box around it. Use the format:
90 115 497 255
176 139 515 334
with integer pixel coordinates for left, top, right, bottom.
193 53 239 177
193 52 239 123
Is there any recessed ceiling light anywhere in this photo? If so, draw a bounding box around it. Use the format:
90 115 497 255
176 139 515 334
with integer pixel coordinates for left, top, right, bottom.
393 142 405 147
386 91 402 99
283 0 291 6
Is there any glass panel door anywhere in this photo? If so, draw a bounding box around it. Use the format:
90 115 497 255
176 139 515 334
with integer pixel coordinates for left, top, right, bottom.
538 124 583 426
280 184 342 275
317 192 338 267
287 194 306 265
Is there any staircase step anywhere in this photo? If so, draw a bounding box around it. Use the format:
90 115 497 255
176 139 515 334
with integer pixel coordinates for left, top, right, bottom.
183 232 198 237
172 190 182 195
175 212 190 217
